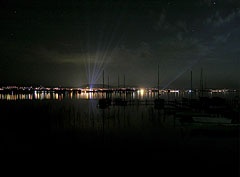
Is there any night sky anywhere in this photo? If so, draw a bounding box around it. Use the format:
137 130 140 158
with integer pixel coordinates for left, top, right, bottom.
1 0 240 89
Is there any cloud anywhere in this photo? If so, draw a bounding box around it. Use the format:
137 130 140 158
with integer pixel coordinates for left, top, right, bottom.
214 11 236 27
176 21 188 33
154 10 166 31
176 32 183 41
214 32 231 42
205 10 240 27
154 9 190 37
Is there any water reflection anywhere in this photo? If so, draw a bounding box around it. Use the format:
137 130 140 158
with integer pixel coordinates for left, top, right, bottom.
0 92 238 173
0 91 238 101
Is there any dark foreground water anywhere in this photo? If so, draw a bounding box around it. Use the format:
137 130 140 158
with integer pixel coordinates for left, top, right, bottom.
0 92 239 176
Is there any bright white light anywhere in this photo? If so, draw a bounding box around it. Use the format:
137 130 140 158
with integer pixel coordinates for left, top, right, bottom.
170 90 179 93
140 89 144 95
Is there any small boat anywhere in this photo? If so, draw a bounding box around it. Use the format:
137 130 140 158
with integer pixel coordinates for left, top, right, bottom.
192 117 232 124
176 112 233 124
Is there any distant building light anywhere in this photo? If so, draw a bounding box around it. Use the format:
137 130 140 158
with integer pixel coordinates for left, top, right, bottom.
170 90 179 93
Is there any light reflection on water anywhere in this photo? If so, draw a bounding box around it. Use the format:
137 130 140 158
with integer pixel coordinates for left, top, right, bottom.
0 91 238 161
0 91 238 101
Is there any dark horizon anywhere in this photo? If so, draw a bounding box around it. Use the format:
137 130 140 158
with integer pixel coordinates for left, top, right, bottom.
0 82 239 90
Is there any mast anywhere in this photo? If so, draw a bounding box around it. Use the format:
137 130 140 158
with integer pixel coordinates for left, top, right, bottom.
200 68 203 97
205 76 207 90
103 70 104 89
190 70 193 99
158 64 160 98
191 70 193 91
118 74 119 89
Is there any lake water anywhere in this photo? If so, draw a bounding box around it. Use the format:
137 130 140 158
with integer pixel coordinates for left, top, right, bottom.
0 91 239 175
